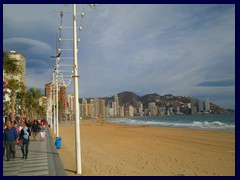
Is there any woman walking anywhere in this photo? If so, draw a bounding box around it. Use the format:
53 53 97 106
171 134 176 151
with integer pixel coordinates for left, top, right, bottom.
19 122 31 159
40 122 46 141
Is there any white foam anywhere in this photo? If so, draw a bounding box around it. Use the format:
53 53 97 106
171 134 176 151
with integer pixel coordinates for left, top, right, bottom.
108 118 235 130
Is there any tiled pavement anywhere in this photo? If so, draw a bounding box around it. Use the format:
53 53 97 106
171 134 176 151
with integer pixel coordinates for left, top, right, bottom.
3 127 66 176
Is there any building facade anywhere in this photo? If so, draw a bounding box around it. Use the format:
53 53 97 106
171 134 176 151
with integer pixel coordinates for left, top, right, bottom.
8 51 26 85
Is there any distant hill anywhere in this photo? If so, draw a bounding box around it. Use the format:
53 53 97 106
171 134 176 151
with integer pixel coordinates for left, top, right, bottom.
209 103 234 114
117 91 140 107
79 91 234 114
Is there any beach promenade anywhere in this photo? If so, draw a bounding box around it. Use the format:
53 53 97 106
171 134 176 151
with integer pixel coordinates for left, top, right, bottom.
3 127 66 176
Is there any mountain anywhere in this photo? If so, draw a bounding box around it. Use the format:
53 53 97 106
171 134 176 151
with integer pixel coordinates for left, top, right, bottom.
117 91 140 107
140 93 161 108
210 103 234 114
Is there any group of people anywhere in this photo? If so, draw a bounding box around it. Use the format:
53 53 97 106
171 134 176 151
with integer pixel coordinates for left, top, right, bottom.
3 119 47 161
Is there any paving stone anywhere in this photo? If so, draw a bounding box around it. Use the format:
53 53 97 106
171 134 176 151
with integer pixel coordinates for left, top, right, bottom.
3 127 66 176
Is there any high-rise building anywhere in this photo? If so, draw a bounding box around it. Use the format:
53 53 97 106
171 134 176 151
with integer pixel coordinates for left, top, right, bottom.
67 94 75 112
99 99 106 118
191 98 198 114
45 83 67 112
204 99 210 112
113 95 119 117
119 106 125 117
87 103 93 117
45 83 51 98
8 51 26 85
59 85 67 112
148 102 158 116
81 98 88 117
198 100 204 112
139 102 143 116
129 105 134 117
159 106 166 116
90 98 101 118
173 100 181 114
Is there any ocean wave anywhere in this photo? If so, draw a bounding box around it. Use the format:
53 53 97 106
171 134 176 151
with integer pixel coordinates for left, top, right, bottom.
108 118 235 130
192 121 235 129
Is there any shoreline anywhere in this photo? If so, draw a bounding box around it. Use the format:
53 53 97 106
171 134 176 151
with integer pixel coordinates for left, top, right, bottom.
105 115 235 132
50 119 235 176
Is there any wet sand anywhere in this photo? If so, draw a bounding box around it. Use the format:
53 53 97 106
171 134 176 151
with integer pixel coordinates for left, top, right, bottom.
50 119 235 176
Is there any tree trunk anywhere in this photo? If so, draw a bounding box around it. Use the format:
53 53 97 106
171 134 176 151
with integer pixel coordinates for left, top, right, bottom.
11 94 16 122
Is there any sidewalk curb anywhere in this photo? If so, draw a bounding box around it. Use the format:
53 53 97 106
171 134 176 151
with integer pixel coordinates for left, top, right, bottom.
47 127 66 176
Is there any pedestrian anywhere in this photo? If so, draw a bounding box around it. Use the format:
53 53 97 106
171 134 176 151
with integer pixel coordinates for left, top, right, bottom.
19 122 31 159
3 122 19 161
19 122 24 134
31 121 39 141
40 122 46 141
3 124 7 156
13 121 20 135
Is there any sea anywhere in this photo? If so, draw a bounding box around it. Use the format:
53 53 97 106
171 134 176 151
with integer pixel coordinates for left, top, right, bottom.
107 113 235 131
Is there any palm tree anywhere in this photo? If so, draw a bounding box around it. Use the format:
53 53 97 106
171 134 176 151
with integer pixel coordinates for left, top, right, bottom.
3 51 20 75
3 101 11 122
3 50 21 87
28 88 42 103
25 92 34 120
7 79 20 122
3 50 21 122
27 88 42 119
16 83 27 122
36 106 45 119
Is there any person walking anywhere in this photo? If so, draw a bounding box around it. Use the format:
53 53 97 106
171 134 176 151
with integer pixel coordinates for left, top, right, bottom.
19 122 24 134
40 122 46 141
3 122 19 161
31 121 39 141
3 124 7 156
19 122 31 159
13 121 20 135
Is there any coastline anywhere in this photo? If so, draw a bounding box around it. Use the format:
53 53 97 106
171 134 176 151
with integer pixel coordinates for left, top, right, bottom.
50 119 235 176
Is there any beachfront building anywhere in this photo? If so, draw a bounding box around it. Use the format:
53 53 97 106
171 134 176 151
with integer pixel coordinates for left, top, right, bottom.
59 85 67 108
119 106 125 117
77 94 212 119
204 99 210 112
67 94 75 112
81 98 88 117
45 83 51 98
198 100 204 112
7 51 26 85
159 106 166 116
191 98 198 115
89 98 106 118
148 102 158 116
66 94 75 120
99 99 106 118
173 100 181 114
3 51 26 121
129 105 134 117
108 107 114 117
114 95 120 117
39 96 47 107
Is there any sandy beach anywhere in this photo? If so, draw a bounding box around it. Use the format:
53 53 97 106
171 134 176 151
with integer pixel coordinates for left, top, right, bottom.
50 119 235 176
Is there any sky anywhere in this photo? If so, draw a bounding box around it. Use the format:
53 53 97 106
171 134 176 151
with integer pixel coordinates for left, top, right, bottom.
3 4 235 109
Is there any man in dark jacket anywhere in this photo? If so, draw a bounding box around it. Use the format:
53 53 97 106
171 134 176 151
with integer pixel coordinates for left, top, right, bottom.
4 122 19 161
31 120 39 141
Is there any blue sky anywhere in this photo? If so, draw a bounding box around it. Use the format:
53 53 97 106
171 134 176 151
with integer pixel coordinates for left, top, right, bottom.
3 4 235 109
